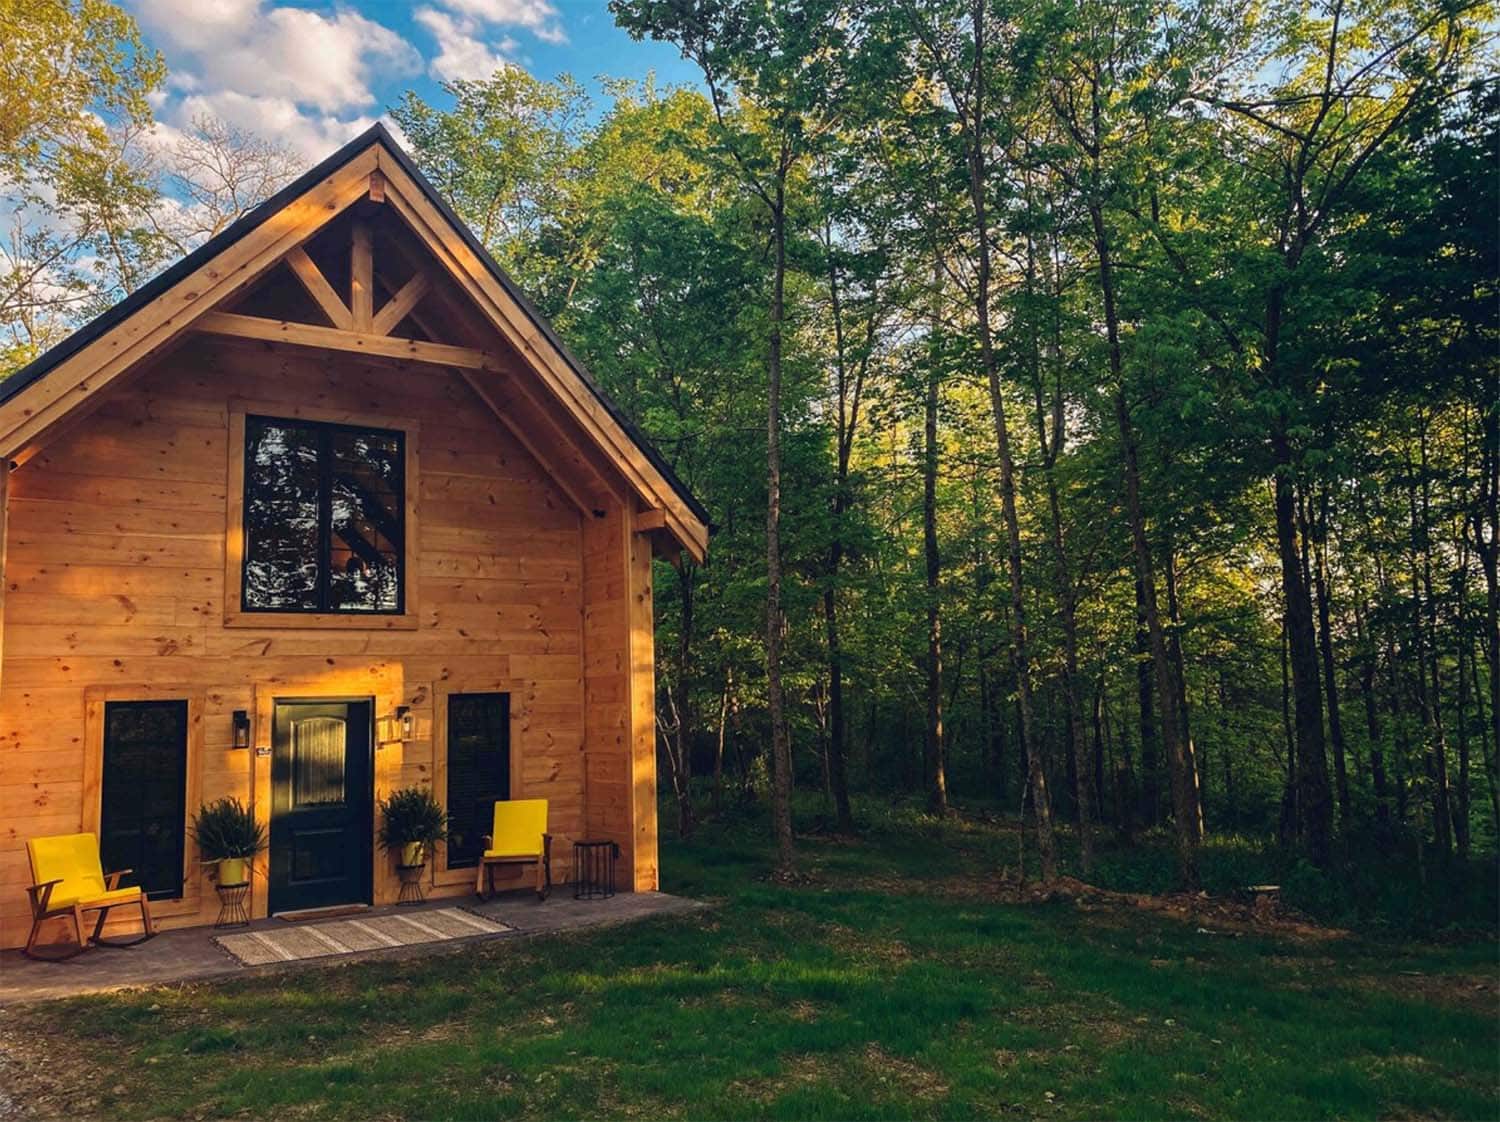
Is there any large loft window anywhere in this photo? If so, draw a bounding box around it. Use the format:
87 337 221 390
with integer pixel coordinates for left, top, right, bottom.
242 415 405 614
100 700 189 901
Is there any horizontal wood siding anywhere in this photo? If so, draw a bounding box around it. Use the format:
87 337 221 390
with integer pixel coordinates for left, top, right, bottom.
0 336 598 946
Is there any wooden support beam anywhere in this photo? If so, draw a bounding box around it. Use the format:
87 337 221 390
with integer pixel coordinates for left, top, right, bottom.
195 310 509 372
368 170 386 203
351 222 373 331
634 508 669 533
285 246 352 329
372 271 431 336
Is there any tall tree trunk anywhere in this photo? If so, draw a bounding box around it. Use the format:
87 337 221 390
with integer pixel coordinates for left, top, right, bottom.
1135 576 1159 828
1470 635 1499 834
1271 434 1333 863
820 220 861 834
1279 612 1298 848
963 0 1054 878
1455 570 1472 860
1090 190 1197 887
1105 677 1135 844
1218 674 1236 830
672 565 697 837
1476 361 1500 836
1407 429 1453 860
822 579 853 829
1310 489 1351 830
1264 269 1334 865
1162 538 1203 840
1029 219 1092 873
1354 596 1390 827
765 179 795 877
713 670 731 813
923 252 947 815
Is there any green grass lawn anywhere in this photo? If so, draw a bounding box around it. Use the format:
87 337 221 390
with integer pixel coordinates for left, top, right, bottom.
9 801 1497 1120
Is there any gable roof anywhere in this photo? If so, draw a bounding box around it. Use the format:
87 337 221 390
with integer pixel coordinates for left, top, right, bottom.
1 123 709 553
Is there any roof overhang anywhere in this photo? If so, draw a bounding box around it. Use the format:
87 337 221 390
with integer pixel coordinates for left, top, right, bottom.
0 124 710 563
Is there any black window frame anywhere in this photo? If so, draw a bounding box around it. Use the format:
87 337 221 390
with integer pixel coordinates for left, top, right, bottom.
444 692 511 870
241 414 406 615
100 699 189 901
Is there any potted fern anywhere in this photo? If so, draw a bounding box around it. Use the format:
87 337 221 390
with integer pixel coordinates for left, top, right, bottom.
378 787 448 869
190 797 266 886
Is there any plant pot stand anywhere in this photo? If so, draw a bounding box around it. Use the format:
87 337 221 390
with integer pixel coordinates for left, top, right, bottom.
572 840 619 900
214 882 251 929
396 863 427 905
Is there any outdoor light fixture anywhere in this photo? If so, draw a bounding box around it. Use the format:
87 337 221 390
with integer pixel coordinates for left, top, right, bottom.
397 705 413 739
232 710 251 750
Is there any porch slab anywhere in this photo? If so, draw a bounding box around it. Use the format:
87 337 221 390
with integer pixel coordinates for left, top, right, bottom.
0 891 706 1005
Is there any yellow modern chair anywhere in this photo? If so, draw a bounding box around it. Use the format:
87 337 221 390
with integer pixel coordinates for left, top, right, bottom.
24 833 156 959
474 799 552 901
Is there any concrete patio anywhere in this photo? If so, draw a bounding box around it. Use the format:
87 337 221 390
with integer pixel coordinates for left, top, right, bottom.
0 890 706 1005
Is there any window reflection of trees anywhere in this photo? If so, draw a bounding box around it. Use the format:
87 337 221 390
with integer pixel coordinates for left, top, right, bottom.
243 417 404 613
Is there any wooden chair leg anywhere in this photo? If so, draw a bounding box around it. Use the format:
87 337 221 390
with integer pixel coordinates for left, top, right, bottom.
91 904 110 943
140 896 156 937
475 860 485 897
21 912 89 961
72 906 87 950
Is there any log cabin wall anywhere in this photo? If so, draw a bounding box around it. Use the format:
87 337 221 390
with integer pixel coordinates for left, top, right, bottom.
0 333 658 948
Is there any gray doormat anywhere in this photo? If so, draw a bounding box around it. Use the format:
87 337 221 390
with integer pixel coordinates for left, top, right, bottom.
215 908 511 966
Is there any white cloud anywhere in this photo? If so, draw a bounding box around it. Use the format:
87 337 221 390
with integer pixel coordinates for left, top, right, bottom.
440 0 567 45
416 7 517 82
130 1 420 114
167 90 381 159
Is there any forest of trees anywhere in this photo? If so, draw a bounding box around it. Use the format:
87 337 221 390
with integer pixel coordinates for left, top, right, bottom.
5 1 1496 911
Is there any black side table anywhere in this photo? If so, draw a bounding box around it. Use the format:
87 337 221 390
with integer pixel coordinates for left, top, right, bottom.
396 863 427 905
214 882 251 928
573 840 619 900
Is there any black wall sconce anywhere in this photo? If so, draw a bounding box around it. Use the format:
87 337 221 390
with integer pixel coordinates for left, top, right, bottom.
232 710 251 750
396 705 413 739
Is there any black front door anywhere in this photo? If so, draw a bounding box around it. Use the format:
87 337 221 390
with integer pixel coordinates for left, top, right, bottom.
269 700 372 913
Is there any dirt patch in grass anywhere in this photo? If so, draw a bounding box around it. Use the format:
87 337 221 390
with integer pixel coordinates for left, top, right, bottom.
1020 876 1349 940
860 1044 949 1099
1361 971 1499 1014
0 1021 109 1122
728 1054 840 1104
821 922 914 965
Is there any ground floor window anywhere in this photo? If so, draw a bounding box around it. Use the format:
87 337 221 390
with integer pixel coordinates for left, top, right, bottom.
444 692 510 869
100 700 189 900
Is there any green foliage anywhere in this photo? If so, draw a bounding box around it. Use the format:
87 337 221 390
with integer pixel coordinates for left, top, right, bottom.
188 798 267 862
4 1 1495 892
0 0 164 180
376 787 450 850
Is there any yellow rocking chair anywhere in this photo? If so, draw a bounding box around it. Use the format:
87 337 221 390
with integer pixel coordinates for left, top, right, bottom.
474 799 552 901
24 833 157 959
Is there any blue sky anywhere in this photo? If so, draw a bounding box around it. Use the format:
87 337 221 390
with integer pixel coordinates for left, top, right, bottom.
125 1 704 159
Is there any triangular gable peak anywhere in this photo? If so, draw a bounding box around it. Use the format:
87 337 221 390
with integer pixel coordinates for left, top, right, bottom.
0 126 708 563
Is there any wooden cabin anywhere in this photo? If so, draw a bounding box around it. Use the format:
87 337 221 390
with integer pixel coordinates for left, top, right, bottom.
0 125 709 947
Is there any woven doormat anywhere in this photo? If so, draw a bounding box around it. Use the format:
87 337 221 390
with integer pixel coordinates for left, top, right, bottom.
215 908 511 966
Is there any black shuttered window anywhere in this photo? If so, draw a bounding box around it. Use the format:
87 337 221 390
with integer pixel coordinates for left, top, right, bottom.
100 700 188 900
445 693 510 869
